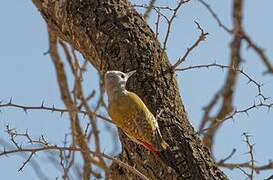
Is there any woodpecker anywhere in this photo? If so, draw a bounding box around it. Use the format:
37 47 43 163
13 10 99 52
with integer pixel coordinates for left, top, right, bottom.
104 70 169 157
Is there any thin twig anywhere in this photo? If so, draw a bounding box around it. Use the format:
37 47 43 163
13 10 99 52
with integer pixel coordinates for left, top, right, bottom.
0 101 113 124
243 34 273 74
162 0 191 51
0 145 149 180
175 63 266 99
199 101 273 134
243 133 255 180
197 0 232 33
218 149 236 165
172 21 208 69
48 27 94 179
198 0 273 75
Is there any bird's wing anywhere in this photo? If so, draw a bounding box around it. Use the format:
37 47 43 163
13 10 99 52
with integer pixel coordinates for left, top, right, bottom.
125 92 157 140
127 92 169 150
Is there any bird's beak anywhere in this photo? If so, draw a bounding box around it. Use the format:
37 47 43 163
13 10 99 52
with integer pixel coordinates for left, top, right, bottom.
126 70 136 79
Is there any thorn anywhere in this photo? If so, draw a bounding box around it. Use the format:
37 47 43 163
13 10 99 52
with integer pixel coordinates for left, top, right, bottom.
247 79 251 84
267 106 271 113
9 97 13 104
6 124 10 131
230 115 234 121
252 101 256 108
52 104 55 113
41 100 45 108
43 49 49 55
23 108 28 114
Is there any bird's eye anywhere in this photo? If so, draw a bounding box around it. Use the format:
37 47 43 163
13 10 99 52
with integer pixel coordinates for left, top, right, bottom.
120 74 125 78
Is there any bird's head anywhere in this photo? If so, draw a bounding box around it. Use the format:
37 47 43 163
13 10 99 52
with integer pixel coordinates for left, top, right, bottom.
104 70 136 92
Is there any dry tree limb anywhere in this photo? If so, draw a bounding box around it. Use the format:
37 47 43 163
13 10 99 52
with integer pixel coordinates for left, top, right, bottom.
162 0 191 51
220 161 273 175
199 101 273 135
216 134 273 178
197 0 232 33
243 34 273 74
175 63 266 100
59 40 108 169
201 0 244 151
0 101 113 124
1 125 148 179
242 133 255 180
198 0 273 74
218 149 236 165
48 27 103 180
0 144 149 180
0 138 49 180
172 21 208 69
218 134 256 180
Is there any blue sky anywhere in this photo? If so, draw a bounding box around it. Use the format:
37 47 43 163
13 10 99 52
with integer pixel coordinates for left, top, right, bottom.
0 0 273 179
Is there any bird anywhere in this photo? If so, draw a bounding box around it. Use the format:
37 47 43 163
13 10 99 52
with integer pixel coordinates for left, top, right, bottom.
104 70 169 157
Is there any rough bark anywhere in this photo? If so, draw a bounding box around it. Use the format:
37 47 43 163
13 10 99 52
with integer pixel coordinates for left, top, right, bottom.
32 0 227 179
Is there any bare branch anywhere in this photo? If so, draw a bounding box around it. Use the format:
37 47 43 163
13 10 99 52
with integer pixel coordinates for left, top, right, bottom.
243 34 273 74
243 133 255 180
0 144 149 180
218 134 273 179
172 21 208 69
18 152 35 172
218 149 236 165
199 101 273 135
198 0 273 75
175 63 266 100
197 0 232 33
0 101 113 124
48 27 94 179
223 101 273 121
200 0 244 150
0 139 49 180
219 161 273 174
162 0 191 51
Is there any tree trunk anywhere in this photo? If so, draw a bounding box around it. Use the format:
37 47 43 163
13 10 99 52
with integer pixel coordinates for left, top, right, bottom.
32 0 227 179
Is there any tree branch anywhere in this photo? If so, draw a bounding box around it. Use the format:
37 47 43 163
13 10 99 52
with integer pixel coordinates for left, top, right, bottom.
201 0 244 151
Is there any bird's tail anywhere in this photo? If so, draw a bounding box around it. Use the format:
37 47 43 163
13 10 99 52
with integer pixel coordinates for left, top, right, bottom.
154 130 180 172
140 140 161 157
155 128 169 150
139 138 179 172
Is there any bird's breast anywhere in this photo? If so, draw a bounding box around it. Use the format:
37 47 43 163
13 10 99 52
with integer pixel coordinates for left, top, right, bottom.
108 95 137 128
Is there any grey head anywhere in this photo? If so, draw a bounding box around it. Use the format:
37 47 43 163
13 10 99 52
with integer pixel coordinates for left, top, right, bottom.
104 70 136 95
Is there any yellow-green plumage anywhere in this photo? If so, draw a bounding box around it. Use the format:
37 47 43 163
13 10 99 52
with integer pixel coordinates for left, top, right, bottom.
108 91 157 145
105 70 168 154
